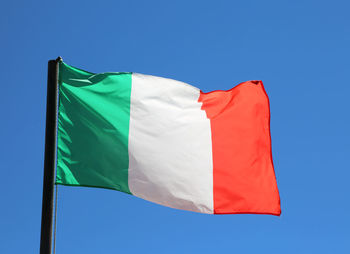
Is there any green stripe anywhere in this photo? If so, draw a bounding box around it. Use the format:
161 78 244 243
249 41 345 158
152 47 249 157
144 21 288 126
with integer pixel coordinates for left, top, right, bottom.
56 62 132 194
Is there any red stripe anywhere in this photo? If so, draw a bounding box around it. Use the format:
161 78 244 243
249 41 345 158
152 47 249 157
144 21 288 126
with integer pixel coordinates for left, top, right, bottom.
199 81 281 215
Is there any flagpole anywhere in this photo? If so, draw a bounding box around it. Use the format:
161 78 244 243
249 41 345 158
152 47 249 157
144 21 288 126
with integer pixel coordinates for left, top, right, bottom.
40 57 61 254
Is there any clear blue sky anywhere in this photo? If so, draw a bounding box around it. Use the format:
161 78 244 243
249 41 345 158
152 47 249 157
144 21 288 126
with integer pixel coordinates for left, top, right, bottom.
1 0 349 253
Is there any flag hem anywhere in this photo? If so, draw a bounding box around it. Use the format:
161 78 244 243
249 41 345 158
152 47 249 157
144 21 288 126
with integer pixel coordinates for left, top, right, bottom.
55 182 133 194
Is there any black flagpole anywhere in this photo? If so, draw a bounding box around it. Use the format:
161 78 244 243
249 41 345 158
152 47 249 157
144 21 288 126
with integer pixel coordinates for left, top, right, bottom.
40 57 61 254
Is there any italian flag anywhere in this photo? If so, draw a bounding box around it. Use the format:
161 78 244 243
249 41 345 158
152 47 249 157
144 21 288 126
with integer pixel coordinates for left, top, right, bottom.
56 62 281 215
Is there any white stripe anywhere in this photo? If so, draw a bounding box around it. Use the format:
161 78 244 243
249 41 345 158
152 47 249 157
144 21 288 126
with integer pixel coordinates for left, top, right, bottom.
128 73 213 213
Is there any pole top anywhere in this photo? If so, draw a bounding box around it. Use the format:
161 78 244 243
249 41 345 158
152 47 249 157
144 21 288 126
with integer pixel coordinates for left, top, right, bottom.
56 56 63 63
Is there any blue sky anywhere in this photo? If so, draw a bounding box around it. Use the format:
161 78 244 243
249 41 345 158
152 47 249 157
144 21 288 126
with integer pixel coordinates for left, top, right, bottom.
1 0 349 253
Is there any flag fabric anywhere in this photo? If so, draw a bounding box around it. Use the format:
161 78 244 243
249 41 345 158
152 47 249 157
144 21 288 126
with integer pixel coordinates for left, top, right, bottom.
56 62 281 215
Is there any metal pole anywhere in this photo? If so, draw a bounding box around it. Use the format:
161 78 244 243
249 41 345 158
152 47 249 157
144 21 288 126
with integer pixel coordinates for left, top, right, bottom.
40 57 61 254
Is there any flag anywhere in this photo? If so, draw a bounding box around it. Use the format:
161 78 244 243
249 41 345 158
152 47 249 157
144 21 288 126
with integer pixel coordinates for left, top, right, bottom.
56 62 281 215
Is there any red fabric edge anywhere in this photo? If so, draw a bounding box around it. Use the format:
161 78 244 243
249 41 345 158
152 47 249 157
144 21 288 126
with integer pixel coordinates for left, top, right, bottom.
259 80 281 216
200 80 262 95
214 211 281 216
